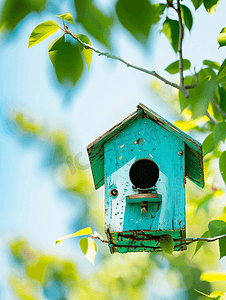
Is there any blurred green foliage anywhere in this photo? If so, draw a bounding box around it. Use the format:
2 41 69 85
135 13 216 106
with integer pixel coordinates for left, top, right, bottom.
74 0 113 48
12 112 103 230
116 0 154 45
0 0 47 31
1 0 226 299
9 238 213 299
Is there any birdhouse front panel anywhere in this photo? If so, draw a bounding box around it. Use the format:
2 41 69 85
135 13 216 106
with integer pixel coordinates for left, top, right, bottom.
104 114 186 253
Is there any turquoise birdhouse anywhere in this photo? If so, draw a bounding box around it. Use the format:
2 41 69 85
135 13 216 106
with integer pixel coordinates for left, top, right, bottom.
87 103 204 254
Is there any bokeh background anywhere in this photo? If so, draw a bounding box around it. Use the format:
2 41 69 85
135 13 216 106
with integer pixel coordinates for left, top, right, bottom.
1 0 226 299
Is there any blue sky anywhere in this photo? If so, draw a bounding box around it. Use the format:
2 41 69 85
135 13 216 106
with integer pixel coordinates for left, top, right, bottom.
1 1 226 298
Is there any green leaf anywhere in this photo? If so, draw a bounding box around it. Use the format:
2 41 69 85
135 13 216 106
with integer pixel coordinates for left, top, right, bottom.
214 122 226 146
179 75 196 112
165 59 191 74
194 289 211 298
116 0 154 45
219 151 226 185
191 0 203 10
181 5 193 31
195 289 213 298
159 235 174 255
74 0 113 48
198 68 217 83
48 36 84 87
162 19 180 53
152 4 167 24
56 227 92 244
218 28 226 48
219 226 226 259
191 79 216 120
56 12 76 25
203 0 220 15
203 60 220 70
80 237 97 264
211 291 225 297
28 21 60 48
217 59 226 83
195 289 223 299
0 0 47 32
202 133 215 156
201 272 226 282
76 34 92 70
193 230 210 257
219 86 226 114
196 194 214 213
208 220 226 238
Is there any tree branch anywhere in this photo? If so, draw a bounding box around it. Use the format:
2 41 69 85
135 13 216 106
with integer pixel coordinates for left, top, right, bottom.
92 232 226 247
91 233 108 243
212 98 226 118
64 26 190 98
178 233 226 245
177 0 184 87
206 111 219 124
185 72 198 89
167 0 177 11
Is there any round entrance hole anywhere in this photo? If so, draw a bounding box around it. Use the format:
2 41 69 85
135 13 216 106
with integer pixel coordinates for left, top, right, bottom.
129 158 159 189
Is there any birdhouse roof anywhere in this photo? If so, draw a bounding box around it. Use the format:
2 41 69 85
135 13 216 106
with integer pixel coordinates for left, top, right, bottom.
87 103 204 190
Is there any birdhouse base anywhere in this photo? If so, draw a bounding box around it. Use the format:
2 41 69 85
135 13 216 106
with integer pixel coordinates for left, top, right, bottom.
106 229 186 254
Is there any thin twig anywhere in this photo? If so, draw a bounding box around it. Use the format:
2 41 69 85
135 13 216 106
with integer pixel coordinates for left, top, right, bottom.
185 73 198 89
206 111 219 124
212 98 226 118
64 26 190 98
167 0 177 11
179 234 226 243
177 0 184 87
59 26 65 32
62 20 66 31
91 233 108 243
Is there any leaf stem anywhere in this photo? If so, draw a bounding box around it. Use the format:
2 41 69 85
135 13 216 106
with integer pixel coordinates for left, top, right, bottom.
64 26 190 98
63 20 66 31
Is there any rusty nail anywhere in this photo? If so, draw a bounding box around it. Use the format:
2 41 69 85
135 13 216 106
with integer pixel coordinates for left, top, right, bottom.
178 150 183 156
141 201 148 213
